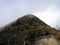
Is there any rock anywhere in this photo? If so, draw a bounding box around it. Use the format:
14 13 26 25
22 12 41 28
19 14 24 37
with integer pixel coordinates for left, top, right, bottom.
34 35 59 45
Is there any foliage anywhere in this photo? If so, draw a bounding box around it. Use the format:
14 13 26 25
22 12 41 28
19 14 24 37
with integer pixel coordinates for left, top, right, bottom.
0 14 57 45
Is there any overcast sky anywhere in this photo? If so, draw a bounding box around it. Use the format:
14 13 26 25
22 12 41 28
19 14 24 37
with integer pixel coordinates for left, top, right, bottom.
0 0 60 29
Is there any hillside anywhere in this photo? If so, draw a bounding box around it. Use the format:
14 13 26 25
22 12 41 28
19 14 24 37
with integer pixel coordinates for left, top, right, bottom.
0 14 60 45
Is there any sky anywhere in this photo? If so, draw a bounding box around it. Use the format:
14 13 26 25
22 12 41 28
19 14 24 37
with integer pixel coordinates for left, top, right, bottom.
0 0 60 29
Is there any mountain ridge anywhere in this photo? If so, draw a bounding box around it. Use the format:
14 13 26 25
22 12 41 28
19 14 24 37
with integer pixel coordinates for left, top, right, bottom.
0 14 60 45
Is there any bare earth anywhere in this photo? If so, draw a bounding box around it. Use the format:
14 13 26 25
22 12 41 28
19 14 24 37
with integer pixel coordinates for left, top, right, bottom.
34 35 59 45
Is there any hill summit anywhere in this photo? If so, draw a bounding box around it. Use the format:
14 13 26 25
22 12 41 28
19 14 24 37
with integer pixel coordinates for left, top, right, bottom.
0 14 59 45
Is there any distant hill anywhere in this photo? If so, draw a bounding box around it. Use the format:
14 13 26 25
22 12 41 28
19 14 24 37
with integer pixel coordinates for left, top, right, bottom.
0 14 60 45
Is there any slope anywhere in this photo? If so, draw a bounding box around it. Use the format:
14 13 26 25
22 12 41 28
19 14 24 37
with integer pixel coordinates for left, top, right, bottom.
0 14 58 45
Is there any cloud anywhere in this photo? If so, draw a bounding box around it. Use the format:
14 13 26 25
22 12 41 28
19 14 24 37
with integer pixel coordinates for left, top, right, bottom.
33 5 60 29
0 0 60 28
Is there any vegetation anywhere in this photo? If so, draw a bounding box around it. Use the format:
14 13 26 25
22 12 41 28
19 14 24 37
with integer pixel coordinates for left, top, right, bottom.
0 14 59 45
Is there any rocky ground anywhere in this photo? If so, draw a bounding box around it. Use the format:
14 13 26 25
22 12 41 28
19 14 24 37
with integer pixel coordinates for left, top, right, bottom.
34 35 59 45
